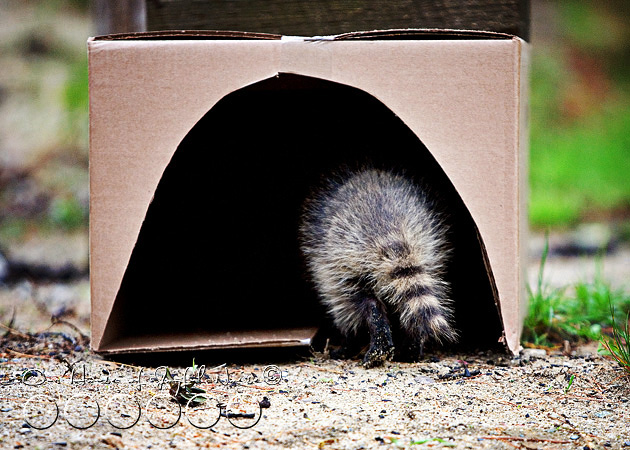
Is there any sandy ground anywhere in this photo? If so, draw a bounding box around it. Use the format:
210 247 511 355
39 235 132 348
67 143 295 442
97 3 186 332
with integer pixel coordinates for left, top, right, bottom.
1 233 629 449
0 342 629 450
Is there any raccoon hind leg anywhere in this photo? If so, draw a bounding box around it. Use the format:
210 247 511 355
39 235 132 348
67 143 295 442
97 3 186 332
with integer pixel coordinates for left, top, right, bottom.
353 293 395 368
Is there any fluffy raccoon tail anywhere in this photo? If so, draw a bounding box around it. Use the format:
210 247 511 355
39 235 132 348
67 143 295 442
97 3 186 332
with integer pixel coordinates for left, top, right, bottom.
395 269 457 345
370 235 458 348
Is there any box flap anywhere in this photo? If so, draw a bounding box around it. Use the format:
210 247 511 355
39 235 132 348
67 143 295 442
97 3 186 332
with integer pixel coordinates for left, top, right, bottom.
91 29 282 41
98 327 318 354
332 28 516 40
90 28 516 42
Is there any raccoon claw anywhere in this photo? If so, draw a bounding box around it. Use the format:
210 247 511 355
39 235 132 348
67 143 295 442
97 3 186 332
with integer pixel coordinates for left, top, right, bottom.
362 344 395 368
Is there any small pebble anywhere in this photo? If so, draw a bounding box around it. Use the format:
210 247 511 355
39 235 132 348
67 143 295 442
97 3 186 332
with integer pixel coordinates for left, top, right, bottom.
414 376 434 384
522 349 547 359
101 436 123 448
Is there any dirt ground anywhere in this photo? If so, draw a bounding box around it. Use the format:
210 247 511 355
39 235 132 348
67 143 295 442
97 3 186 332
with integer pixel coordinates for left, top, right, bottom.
1 232 629 450
0 335 629 450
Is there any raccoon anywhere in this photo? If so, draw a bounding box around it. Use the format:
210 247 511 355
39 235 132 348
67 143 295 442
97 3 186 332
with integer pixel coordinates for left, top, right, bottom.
300 169 456 367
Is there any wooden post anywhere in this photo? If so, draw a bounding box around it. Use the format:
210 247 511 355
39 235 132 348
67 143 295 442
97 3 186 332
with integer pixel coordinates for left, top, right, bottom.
92 0 529 40
92 0 147 36
146 0 530 40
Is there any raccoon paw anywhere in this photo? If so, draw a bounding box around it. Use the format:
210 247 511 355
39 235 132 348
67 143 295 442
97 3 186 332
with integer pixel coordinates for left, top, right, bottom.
362 343 395 368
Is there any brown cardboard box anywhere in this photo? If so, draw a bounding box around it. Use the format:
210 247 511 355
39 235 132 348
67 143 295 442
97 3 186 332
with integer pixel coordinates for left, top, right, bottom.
88 29 528 355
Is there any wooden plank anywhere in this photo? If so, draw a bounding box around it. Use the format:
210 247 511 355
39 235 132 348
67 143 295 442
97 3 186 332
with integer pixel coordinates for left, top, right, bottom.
146 0 530 40
93 0 147 35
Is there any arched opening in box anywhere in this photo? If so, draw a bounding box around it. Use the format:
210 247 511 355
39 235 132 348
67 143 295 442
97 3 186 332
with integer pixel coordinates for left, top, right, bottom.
102 73 505 353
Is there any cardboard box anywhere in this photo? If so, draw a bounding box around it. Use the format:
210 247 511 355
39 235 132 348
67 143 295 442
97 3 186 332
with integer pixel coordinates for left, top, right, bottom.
88 29 529 355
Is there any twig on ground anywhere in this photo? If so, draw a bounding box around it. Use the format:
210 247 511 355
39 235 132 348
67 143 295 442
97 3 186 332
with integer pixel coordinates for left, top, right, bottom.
48 317 89 345
5 348 52 359
480 436 572 444
0 321 32 340
547 411 598 449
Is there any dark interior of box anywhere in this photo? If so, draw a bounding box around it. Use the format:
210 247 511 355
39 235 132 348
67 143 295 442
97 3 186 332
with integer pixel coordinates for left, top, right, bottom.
105 73 505 353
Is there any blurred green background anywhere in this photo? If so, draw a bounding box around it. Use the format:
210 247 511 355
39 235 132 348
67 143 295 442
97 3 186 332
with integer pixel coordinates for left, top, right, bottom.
0 0 89 244
530 0 630 228
0 0 629 247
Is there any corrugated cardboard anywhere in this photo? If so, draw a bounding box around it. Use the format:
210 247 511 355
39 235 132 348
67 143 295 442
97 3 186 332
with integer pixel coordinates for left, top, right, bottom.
88 29 529 355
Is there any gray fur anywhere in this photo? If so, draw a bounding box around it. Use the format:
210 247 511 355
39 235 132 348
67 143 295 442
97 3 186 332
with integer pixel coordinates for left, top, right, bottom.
300 169 457 364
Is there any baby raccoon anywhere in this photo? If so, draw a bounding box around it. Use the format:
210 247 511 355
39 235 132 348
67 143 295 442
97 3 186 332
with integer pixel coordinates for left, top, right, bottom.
300 169 456 367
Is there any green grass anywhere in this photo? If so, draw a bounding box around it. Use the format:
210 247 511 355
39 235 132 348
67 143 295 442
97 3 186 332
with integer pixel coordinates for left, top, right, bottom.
600 306 630 374
62 56 89 149
523 239 630 347
529 100 630 227
528 1 630 228
48 196 86 230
